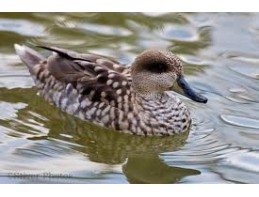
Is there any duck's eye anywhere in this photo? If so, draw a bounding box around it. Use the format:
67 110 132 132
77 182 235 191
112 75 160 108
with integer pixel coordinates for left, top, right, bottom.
147 63 169 73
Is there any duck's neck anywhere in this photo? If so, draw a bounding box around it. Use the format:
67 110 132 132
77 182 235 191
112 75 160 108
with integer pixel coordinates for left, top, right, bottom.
132 90 180 114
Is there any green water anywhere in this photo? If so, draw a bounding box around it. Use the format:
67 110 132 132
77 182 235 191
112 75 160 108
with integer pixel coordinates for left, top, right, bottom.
0 13 259 183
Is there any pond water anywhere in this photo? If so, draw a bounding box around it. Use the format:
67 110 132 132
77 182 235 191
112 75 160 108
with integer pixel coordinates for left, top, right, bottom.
0 13 259 183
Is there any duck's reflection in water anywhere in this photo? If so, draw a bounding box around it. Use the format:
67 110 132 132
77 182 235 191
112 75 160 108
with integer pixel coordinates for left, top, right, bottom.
45 110 200 183
124 154 200 184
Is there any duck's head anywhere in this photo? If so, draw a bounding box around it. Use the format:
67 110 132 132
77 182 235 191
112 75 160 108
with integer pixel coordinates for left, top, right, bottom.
131 50 207 103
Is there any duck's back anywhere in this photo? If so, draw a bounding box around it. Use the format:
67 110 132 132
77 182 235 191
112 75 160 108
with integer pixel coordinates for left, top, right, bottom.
14 44 134 131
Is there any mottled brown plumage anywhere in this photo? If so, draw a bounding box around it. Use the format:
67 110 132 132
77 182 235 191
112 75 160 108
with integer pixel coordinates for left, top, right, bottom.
15 44 207 136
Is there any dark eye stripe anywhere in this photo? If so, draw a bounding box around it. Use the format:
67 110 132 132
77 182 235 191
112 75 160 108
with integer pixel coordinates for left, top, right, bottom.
147 63 168 73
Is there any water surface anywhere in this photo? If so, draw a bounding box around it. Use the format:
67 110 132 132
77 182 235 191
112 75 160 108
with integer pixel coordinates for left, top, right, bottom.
0 13 259 183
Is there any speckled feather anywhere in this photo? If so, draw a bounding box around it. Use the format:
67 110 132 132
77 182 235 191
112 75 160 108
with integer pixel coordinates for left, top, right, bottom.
15 45 191 136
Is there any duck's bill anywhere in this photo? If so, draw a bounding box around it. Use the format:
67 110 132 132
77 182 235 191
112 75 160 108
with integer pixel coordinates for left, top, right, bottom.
170 76 208 103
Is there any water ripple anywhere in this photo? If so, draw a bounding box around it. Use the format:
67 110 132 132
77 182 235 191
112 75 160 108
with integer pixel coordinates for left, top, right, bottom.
0 102 27 120
221 114 259 129
0 19 45 37
221 151 259 172
228 64 259 80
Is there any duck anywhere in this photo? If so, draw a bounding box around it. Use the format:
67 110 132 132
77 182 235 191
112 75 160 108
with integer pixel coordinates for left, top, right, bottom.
14 44 207 136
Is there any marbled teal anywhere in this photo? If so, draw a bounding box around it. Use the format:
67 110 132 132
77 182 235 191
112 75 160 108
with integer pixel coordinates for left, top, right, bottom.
14 44 207 136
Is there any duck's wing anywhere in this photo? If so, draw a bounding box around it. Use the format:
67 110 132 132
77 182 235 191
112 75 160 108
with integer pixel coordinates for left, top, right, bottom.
42 46 132 107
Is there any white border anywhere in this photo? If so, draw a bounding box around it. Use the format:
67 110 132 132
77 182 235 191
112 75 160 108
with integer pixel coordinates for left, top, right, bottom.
1 0 259 12
0 184 257 197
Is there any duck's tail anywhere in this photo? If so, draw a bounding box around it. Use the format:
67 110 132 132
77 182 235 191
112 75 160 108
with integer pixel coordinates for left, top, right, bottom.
14 44 46 74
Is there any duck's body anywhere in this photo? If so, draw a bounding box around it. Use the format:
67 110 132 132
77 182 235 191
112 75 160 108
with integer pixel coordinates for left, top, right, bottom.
15 44 207 136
